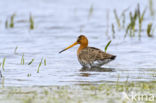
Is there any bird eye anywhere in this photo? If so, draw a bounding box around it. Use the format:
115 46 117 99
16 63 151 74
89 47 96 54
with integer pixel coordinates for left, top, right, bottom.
77 39 80 43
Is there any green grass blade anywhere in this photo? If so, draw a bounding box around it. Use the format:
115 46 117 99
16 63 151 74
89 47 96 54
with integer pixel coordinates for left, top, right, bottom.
88 4 94 19
37 58 43 73
10 13 16 28
29 14 34 30
113 9 120 28
44 58 46 66
111 24 115 39
21 54 24 65
149 0 154 16
27 73 31 77
28 59 34 65
14 46 18 54
147 23 153 37
5 19 8 28
2 58 6 71
105 40 112 53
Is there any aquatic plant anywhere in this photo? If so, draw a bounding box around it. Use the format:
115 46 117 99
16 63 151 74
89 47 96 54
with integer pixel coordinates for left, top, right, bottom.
111 24 115 39
129 11 137 36
2 57 6 71
0 82 155 103
27 73 31 77
0 70 2 78
28 59 34 65
21 54 25 65
149 0 155 16
14 46 18 54
5 19 8 28
112 3 155 39
88 4 94 19
147 23 153 37
105 11 110 38
121 11 126 29
113 9 121 29
1 76 5 88
37 58 43 73
113 7 129 30
138 7 146 38
105 40 111 53
116 74 120 90
44 58 46 66
9 13 16 28
29 14 34 30
124 4 146 39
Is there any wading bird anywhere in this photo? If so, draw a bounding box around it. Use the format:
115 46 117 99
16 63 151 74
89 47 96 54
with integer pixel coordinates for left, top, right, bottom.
59 35 116 69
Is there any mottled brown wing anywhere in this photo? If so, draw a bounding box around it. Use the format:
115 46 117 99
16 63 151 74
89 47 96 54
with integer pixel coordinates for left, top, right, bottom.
78 47 114 63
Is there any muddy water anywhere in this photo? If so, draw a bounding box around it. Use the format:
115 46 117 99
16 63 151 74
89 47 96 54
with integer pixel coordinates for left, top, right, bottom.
0 0 156 86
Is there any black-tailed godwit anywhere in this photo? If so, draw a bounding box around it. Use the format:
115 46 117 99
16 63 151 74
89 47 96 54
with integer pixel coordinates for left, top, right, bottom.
59 35 116 68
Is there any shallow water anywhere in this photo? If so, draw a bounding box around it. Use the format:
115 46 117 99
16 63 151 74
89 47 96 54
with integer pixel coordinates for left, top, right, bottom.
0 0 156 86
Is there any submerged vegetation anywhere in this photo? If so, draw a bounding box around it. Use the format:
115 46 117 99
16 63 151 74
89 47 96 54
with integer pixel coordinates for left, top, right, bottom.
0 82 155 103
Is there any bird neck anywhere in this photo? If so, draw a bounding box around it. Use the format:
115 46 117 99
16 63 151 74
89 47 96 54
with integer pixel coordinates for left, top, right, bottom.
77 43 88 55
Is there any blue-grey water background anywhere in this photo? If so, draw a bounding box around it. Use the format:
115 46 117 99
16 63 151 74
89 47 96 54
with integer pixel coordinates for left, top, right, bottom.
0 0 156 86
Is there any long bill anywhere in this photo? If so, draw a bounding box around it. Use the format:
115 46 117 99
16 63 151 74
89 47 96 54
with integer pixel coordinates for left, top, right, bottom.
59 42 78 53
